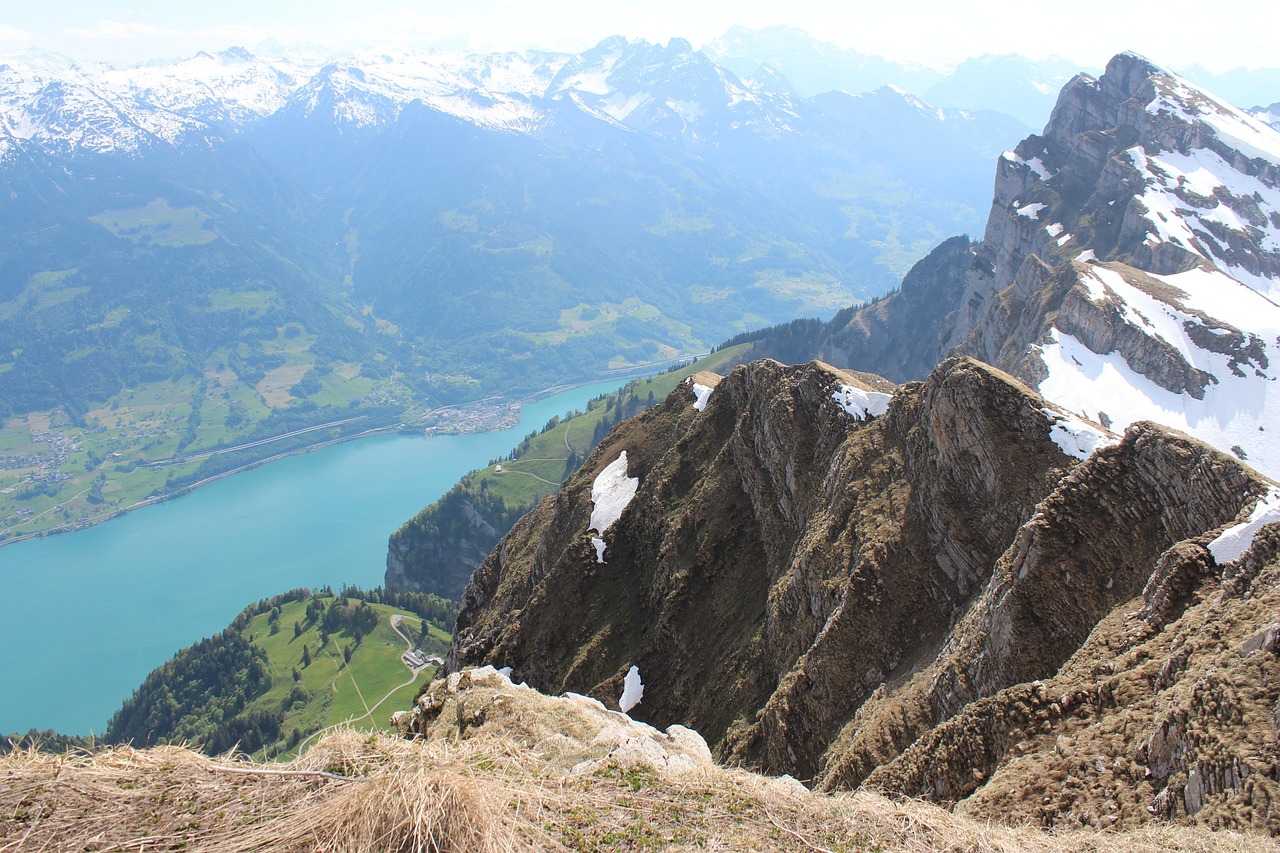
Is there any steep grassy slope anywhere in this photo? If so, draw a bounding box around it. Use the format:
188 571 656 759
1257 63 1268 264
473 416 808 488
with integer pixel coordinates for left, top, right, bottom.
237 597 450 758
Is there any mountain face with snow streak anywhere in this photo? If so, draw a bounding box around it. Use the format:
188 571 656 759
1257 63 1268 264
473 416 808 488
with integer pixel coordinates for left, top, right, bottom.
432 56 1280 834
954 52 1280 477
785 52 1280 480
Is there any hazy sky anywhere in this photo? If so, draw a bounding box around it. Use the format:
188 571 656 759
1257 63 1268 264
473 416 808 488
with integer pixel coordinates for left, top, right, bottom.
0 0 1273 72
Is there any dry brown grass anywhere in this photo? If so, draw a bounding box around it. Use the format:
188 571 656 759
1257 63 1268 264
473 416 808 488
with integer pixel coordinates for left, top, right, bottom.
2 730 1273 852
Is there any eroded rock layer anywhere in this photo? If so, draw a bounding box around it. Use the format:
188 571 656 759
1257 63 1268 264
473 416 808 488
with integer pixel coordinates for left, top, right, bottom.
447 355 1280 832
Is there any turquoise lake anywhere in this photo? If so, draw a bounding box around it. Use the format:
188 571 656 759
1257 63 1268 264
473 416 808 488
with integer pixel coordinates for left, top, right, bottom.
0 379 627 735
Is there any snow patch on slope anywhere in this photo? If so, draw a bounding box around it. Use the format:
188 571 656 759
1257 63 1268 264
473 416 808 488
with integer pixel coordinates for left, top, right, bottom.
1038 302 1280 480
619 665 645 713
832 384 892 421
1208 487 1280 564
589 450 639 560
1041 407 1119 460
691 383 713 411
1128 145 1280 299
1148 76 1280 164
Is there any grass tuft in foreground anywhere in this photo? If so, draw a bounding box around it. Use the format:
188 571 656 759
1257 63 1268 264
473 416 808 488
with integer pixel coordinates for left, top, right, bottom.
1 728 1271 852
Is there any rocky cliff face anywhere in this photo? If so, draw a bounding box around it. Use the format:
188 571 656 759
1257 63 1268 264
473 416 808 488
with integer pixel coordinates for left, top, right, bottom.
386 487 507 599
445 354 1280 832
766 52 1280 479
812 235 974 383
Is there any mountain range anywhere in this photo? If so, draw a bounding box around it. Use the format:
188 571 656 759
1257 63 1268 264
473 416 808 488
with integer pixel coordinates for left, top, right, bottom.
0 35 1029 539
0 36 1023 408
703 26 1280 131
387 48 1280 604
8 37 1280 844
780 51 1280 478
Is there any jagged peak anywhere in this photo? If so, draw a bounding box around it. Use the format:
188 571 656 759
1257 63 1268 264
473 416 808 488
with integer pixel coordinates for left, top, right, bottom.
666 37 695 55
1101 50 1168 100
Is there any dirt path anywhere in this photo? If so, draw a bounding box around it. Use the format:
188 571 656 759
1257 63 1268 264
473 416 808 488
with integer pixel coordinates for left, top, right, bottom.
496 469 561 487
389 615 416 663
294 615 427 756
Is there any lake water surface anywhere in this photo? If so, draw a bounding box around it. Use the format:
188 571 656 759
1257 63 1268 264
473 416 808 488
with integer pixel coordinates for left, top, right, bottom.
0 380 627 735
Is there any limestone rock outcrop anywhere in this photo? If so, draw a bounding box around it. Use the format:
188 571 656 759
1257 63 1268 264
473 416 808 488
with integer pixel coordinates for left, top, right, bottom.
393 664 715 777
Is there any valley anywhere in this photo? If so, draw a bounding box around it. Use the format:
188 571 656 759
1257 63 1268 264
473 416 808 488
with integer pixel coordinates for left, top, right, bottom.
0 35 1022 545
0 358 405 543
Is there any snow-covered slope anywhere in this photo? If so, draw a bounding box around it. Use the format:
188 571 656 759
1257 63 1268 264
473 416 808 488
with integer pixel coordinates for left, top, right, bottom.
1037 264 1280 476
101 47 312 128
0 55 216 156
547 36 799 140
952 53 1280 478
282 48 566 132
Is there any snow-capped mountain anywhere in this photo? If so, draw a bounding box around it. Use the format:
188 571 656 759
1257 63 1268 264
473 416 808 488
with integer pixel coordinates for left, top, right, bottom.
989 56 1280 476
1 35 1026 419
279 48 567 132
99 47 313 129
0 55 217 157
547 36 800 140
807 52 1280 479
0 38 806 153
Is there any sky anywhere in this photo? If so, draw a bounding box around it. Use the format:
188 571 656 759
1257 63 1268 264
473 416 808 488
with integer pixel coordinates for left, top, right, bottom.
0 0 1274 73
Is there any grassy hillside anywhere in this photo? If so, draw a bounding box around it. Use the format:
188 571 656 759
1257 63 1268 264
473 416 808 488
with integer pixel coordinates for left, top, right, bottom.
0 360 406 545
103 588 454 760
240 597 450 759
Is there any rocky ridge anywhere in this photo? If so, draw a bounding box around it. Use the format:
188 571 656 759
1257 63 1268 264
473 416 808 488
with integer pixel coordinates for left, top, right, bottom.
445 352 1280 832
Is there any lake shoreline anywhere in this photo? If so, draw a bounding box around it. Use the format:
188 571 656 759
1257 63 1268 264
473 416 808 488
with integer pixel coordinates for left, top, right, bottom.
0 359 693 551
1 374 658 735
